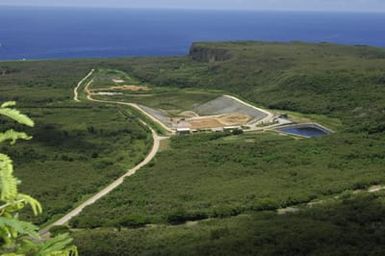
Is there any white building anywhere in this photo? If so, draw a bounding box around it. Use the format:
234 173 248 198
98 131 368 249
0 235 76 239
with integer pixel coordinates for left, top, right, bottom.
176 128 191 135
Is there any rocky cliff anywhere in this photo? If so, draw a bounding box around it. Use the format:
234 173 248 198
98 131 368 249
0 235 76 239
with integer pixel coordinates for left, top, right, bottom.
189 43 233 62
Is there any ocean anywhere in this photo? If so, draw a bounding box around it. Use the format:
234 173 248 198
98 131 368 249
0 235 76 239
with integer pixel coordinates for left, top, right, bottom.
1 6 385 60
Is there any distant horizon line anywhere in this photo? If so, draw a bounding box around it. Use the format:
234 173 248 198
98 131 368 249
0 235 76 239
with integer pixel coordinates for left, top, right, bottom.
1 4 385 14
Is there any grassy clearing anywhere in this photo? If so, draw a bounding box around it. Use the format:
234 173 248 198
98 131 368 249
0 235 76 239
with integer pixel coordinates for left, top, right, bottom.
272 109 343 131
95 87 221 114
91 68 142 89
158 139 171 152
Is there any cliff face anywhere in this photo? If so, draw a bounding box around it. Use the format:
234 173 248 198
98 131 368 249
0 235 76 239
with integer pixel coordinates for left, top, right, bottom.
189 43 233 62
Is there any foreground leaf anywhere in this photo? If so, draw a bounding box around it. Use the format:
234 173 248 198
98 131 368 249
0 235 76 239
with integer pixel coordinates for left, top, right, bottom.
0 153 18 200
17 193 43 216
0 130 32 145
0 217 39 239
37 233 78 256
0 108 34 127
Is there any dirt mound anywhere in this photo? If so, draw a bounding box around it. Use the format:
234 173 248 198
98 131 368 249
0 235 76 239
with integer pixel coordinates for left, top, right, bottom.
186 113 250 129
194 95 267 122
111 85 150 91
188 117 224 129
218 113 250 126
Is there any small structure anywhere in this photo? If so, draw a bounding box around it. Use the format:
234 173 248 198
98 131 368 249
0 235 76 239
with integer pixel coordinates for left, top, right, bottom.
223 126 242 132
273 117 292 125
211 127 224 133
176 128 191 135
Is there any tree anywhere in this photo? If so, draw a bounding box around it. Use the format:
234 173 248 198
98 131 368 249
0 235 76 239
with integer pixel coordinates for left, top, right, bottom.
0 101 78 256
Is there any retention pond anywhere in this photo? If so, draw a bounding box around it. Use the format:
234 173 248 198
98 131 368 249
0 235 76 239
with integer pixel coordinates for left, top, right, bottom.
277 123 332 138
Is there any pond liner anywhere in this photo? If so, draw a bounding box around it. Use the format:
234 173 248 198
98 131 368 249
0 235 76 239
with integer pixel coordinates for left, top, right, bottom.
275 123 334 138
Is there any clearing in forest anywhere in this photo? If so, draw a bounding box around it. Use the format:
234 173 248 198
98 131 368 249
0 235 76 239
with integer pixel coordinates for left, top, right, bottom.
87 69 273 131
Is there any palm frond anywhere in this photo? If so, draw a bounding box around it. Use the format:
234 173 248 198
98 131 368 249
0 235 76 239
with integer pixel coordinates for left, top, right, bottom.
0 217 39 239
37 233 78 256
0 102 77 255
0 153 18 200
1 101 16 108
17 194 42 216
0 106 34 127
0 129 32 145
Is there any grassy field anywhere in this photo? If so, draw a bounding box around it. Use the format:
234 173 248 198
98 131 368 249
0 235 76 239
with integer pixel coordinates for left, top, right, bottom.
2 41 385 255
95 88 221 114
271 109 343 131
91 68 142 89
86 68 222 118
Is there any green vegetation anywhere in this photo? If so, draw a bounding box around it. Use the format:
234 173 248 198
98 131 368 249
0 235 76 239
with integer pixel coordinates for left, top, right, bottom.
91 68 142 89
2 41 385 255
88 69 222 114
126 42 385 133
272 109 343 131
0 102 77 256
73 191 385 256
71 132 385 228
0 62 153 226
97 88 220 114
11 105 151 225
121 107 168 136
71 42 385 255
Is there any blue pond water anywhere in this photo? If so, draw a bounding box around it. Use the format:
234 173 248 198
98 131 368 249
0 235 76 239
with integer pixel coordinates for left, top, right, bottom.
278 125 329 138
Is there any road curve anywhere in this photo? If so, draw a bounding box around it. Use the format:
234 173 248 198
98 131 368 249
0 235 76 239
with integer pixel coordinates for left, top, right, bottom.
42 72 272 234
73 69 95 102
84 79 174 134
41 73 167 235
41 126 162 234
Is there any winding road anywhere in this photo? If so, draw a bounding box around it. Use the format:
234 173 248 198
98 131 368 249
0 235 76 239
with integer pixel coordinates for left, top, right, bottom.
42 69 273 235
41 71 167 235
73 69 95 102
85 79 174 134
41 128 164 235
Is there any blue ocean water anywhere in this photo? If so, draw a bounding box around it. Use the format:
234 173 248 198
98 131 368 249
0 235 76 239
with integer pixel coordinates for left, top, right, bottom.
0 6 385 60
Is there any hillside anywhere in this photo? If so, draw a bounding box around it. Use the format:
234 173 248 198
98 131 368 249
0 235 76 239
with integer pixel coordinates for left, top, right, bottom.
121 41 385 133
1 41 385 255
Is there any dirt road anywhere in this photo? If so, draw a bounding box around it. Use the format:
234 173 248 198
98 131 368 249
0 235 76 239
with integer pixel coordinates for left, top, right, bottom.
41 72 168 235
41 127 164 235
73 69 95 102
84 79 174 134
41 72 273 234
